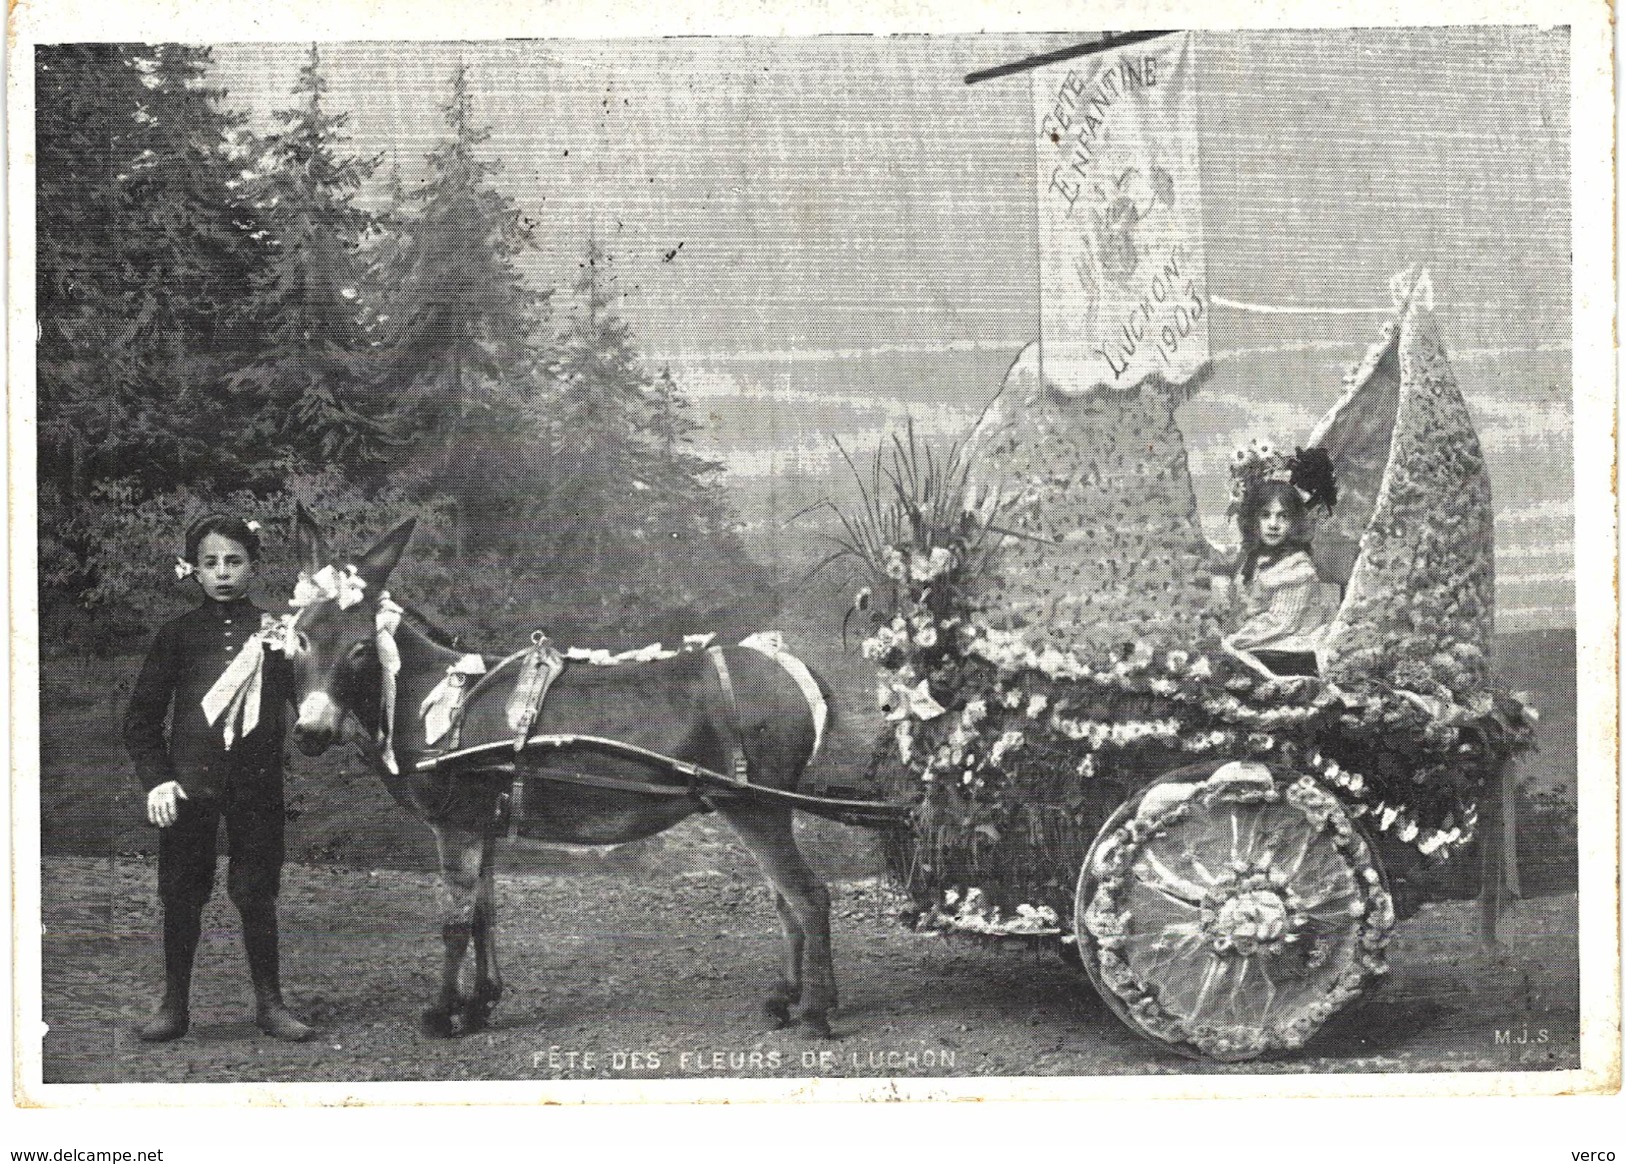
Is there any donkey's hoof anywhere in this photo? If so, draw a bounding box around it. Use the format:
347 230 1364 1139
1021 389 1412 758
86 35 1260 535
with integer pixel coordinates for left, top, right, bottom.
765 998 794 1029
420 1008 458 1039
456 1003 489 1035
801 1012 835 1040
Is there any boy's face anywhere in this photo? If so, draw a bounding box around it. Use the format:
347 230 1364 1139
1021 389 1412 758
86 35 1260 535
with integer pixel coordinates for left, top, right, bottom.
195 532 255 603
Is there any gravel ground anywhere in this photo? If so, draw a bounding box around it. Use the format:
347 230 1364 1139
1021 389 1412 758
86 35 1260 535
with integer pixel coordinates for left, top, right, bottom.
36 850 1581 1087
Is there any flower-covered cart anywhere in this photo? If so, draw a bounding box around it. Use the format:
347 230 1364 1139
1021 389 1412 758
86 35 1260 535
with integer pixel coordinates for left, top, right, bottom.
849 271 1537 1061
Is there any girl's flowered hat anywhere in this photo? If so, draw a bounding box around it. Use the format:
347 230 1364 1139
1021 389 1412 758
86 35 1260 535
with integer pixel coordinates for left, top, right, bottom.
1228 441 1338 516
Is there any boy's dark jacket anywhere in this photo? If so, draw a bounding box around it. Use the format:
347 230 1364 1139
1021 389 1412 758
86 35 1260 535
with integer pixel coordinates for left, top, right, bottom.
123 597 291 798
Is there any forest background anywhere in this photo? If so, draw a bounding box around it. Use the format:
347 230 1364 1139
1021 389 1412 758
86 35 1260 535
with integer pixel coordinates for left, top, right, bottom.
35 44 811 870
31 38 1576 888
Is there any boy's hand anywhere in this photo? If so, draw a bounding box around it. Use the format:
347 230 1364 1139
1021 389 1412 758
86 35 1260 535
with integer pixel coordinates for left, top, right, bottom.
146 780 187 827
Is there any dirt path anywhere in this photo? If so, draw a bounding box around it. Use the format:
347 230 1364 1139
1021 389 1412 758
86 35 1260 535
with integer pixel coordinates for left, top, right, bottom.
38 854 1580 1085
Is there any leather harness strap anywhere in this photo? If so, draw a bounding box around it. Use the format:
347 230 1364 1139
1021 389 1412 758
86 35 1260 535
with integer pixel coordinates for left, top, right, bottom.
506 634 566 753
438 667 479 752
705 646 751 786
487 640 760 838
501 756 702 839
501 635 564 838
443 634 559 839
506 773 525 839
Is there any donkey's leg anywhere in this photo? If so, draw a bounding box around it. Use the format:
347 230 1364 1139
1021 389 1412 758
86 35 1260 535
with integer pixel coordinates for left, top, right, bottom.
723 804 836 1038
764 891 806 1028
423 824 483 1038
460 834 503 1034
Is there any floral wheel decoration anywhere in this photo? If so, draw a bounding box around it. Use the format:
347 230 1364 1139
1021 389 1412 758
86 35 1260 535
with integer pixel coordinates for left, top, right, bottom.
1075 762 1394 1061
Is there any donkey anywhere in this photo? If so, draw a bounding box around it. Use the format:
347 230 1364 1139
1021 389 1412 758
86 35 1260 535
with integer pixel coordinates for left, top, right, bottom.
284 511 840 1037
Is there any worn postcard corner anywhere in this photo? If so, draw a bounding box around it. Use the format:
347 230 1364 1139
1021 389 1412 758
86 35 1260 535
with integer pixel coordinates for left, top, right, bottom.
6 0 1619 1124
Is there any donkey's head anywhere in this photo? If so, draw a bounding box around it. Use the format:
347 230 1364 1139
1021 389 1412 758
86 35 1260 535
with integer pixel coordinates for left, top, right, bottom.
287 506 416 758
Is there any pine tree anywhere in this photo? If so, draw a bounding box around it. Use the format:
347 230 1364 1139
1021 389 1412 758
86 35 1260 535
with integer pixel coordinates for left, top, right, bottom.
381 65 550 552
555 239 650 457
35 44 151 503
36 44 274 647
540 238 762 625
229 44 393 482
36 43 272 497
35 44 273 495
113 44 274 488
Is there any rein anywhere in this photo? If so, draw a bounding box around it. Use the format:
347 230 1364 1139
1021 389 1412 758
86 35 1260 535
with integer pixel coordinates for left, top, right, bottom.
414 733 908 830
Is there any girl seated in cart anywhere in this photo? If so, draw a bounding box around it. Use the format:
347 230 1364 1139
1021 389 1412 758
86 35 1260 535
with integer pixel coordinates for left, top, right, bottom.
1220 442 1339 679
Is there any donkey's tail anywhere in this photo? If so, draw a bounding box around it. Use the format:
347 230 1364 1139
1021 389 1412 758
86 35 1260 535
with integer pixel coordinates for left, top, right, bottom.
738 631 830 763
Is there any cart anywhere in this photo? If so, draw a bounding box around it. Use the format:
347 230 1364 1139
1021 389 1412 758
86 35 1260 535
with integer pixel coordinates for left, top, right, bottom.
848 269 1537 1061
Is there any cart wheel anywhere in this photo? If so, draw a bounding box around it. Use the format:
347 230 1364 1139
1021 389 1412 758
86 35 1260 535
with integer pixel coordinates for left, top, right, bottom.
1075 761 1394 1061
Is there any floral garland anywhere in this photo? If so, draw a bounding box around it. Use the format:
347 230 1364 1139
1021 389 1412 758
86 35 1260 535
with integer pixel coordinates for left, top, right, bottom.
862 529 1537 888
290 563 370 610
916 888 1063 937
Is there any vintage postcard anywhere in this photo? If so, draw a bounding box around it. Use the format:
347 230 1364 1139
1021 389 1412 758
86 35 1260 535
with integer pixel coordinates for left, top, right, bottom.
7 0 1618 1136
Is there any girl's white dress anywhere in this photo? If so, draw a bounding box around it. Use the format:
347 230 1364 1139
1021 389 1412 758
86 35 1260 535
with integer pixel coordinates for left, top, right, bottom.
1223 549 1335 665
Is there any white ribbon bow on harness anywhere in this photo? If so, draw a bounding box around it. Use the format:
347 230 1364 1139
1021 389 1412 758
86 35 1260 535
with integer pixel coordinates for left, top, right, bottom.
200 613 297 749
290 564 368 610
373 594 404 774
420 654 488 746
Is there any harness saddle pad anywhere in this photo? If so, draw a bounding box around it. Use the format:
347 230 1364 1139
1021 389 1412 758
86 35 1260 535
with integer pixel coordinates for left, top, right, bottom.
504 639 567 751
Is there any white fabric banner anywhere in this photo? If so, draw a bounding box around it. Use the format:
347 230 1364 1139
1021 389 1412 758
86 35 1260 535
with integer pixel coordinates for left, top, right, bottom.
1031 32 1210 394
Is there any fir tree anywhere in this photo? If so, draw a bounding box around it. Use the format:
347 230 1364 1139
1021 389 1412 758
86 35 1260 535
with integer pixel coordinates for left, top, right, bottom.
540 238 760 622
544 238 655 574
35 44 152 503
364 154 413 327
648 362 724 482
381 65 550 551
35 45 272 494
35 44 273 646
113 44 273 488
555 239 651 460
229 44 393 482
650 364 690 462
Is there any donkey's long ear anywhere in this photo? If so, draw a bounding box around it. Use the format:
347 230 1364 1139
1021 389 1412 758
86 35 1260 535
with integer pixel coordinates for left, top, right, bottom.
294 503 328 574
354 517 416 590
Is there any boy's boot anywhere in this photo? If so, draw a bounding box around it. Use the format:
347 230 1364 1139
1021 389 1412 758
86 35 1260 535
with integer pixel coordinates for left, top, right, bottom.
138 907 200 1042
240 903 313 1042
